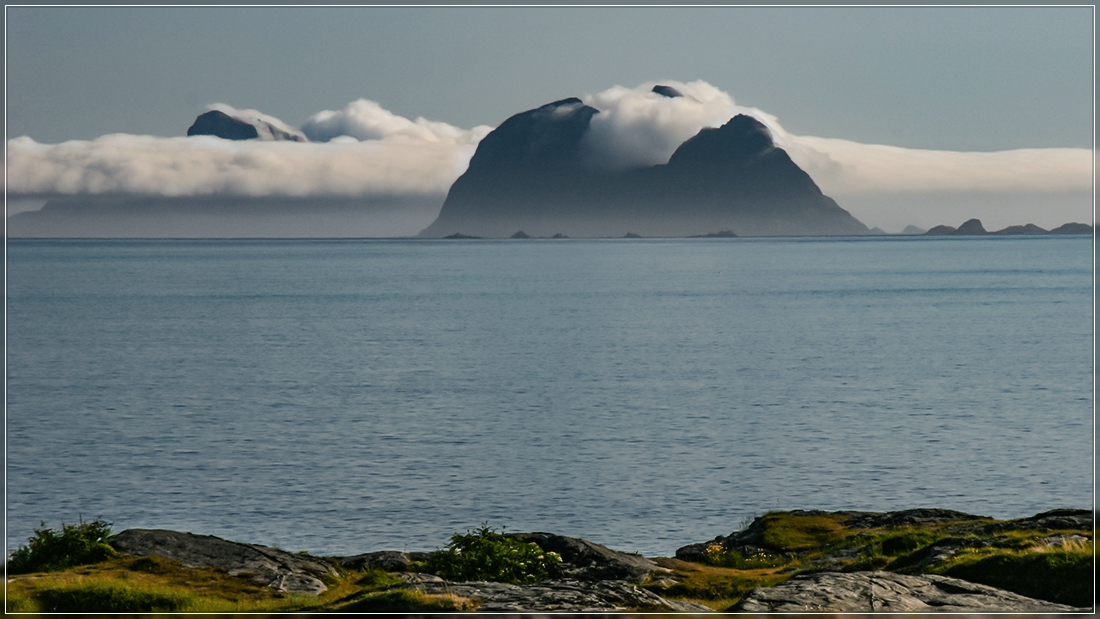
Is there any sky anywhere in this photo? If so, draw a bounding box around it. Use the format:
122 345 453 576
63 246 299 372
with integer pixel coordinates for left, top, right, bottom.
4 4 1095 234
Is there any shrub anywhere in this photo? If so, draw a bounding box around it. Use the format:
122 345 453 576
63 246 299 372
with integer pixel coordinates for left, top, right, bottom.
421 524 564 584
8 519 116 574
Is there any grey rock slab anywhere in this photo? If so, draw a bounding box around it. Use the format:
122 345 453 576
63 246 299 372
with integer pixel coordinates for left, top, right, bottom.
398 574 710 612
505 532 665 582
733 571 1087 613
110 529 337 595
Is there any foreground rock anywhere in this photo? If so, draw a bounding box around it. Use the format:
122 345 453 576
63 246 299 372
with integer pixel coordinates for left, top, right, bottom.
395 572 709 612
732 571 1088 612
110 529 337 595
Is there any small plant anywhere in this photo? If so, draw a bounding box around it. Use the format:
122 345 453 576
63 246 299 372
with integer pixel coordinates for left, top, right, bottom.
8 518 116 574
422 523 564 584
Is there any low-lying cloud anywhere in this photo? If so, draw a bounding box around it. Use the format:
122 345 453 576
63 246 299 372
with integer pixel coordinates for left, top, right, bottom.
581 80 740 169
6 83 1092 233
8 102 490 199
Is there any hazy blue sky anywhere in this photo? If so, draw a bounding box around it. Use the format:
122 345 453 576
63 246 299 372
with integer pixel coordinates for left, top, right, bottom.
5 5 1093 150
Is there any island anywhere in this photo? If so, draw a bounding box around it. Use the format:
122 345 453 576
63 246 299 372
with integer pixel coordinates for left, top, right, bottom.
419 87 868 239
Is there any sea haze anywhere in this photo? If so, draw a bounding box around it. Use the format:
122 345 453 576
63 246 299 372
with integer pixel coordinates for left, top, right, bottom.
5 236 1092 557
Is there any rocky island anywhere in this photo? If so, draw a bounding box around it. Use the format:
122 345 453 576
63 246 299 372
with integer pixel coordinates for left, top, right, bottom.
923 218 1093 236
6 508 1092 612
419 87 868 239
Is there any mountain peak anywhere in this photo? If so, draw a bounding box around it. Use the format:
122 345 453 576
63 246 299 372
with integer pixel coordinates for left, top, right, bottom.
421 100 865 238
667 115 774 168
186 109 307 142
187 110 260 141
652 85 684 98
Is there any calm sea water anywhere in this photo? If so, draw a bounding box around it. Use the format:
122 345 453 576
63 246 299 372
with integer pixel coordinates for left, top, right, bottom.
5 236 1093 557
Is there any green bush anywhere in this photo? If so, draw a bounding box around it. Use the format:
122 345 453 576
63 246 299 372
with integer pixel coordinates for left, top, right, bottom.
8 519 116 574
421 524 564 584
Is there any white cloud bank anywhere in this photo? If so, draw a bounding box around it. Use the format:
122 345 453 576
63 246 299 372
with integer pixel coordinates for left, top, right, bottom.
6 82 1092 233
8 102 490 199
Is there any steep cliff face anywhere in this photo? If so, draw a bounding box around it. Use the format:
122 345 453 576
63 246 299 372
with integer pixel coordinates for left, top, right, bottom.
420 99 866 238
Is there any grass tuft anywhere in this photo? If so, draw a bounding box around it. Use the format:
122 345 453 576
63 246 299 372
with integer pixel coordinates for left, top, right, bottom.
934 543 1093 608
30 581 192 612
331 589 477 612
756 512 848 552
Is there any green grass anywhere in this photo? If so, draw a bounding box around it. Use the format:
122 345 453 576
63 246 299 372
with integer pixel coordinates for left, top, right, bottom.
27 581 193 612
329 589 478 612
700 546 787 569
645 557 791 610
933 541 1094 607
755 512 849 552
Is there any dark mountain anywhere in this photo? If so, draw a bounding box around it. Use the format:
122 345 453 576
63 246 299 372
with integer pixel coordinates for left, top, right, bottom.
419 97 867 238
652 84 684 98
187 110 307 142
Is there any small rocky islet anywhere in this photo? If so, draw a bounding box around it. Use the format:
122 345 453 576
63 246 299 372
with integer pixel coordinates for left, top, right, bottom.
7 508 1094 612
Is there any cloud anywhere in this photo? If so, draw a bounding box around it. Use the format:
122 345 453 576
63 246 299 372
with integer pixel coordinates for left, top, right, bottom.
580 80 740 169
301 98 489 145
773 132 1092 196
5 85 1091 234
7 103 491 199
577 81 1091 196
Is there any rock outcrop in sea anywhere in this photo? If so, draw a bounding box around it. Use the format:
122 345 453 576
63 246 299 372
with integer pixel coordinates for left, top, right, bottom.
420 88 868 238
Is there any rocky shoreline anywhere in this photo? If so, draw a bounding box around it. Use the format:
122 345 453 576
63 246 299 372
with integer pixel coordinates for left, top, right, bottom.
9 508 1094 612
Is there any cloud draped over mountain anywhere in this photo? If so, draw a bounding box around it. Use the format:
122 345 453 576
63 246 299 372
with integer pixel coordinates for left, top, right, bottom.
5 81 1091 233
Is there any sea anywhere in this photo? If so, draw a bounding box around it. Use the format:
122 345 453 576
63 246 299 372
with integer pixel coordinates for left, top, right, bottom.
5 235 1094 557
